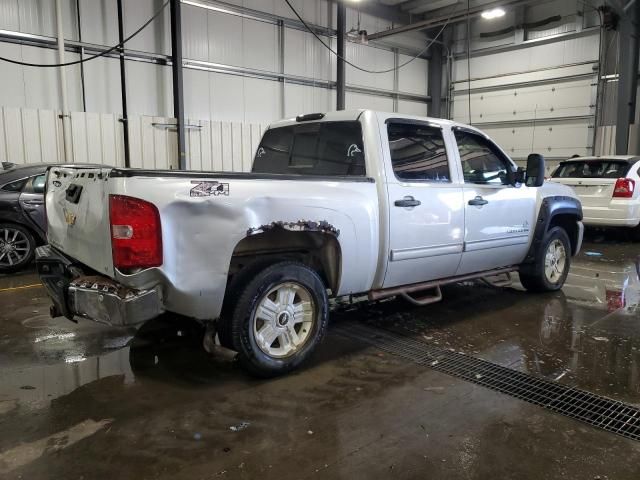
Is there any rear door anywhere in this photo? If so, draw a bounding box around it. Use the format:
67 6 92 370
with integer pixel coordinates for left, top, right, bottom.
382 120 465 288
46 165 115 275
453 128 537 275
19 174 46 233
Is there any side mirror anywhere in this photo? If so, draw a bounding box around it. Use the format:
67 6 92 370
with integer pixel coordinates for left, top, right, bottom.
526 153 545 187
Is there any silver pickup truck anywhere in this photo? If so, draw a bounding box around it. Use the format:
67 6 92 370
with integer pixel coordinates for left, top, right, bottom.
36 110 583 376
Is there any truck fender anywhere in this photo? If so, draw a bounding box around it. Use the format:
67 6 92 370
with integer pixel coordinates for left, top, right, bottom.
523 196 583 263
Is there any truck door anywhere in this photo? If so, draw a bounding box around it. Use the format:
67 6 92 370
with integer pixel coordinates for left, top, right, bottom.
382 120 465 288
453 128 537 275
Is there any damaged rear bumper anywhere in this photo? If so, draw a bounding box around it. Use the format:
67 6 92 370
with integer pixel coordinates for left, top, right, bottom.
36 245 163 326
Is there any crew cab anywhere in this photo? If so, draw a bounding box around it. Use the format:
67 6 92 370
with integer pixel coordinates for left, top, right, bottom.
36 110 584 376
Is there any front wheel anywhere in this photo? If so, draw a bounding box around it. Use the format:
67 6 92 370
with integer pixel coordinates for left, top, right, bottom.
224 261 328 377
519 227 571 292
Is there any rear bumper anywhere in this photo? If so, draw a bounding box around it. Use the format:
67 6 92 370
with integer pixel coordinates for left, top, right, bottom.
35 245 163 326
582 203 640 228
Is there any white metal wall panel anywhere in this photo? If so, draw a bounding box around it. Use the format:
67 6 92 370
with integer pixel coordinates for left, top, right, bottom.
185 119 265 172
126 62 173 117
207 8 244 66
128 115 178 170
346 92 394 112
0 43 27 108
70 112 123 166
242 77 280 123
284 29 332 82
124 0 171 55
275 0 332 28
14 0 77 39
184 68 212 121
182 3 209 62
78 0 118 46
209 72 245 123
398 55 427 95
454 33 600 81
82 57 122 115
346 43 395 91
398 100 428 117
284 84 333 118
243 17 279 73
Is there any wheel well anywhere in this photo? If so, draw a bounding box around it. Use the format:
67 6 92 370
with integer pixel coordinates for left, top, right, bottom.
228 230 342 294
549 214 579 254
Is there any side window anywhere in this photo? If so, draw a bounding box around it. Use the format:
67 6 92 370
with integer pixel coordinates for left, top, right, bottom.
454 130 512 185
22 174 46 194
387 122 450 182
0 178 27 192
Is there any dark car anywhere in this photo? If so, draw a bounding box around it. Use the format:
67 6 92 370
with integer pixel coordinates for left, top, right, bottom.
0 162 48 273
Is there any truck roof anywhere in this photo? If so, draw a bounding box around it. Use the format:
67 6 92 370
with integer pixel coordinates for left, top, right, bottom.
559 155 640 164
268 110 478 133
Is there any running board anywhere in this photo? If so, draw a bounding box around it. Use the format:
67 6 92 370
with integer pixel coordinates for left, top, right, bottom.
400 286 442 306
369 266 518 302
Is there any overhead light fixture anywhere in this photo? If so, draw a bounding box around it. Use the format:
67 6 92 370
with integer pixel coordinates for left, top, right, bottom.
481 7 506 19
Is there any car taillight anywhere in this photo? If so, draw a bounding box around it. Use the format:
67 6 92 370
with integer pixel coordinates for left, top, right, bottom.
613 178 635 198
606 289 624 312
109 195 162 270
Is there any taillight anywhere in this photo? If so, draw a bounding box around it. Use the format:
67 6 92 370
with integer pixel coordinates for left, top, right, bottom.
613 178 635 198
606 289 624 312
109 195 162 270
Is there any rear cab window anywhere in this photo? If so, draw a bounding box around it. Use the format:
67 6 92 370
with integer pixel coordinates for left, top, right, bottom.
552 160 632 178
252 121 365 177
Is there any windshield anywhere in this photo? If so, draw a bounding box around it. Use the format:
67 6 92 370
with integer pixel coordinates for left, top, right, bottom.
552 160 631 179
252 121 365 176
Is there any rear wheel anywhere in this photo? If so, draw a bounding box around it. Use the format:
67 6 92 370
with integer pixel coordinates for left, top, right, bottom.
0 223 36 273
630 225 640 242
519 227 571 292
223 261 328 377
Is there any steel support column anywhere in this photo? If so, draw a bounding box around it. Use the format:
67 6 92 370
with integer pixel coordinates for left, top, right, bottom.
170 0 186 169
336 1 346 111
116 0 131 167
428 43 443 118
615 2 639 154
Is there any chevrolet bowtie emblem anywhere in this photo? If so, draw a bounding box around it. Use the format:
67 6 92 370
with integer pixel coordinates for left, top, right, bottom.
64 208 77 226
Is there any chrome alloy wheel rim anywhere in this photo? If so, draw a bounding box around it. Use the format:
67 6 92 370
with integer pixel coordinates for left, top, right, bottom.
544 239 567 284
0 228 30 267
252 282 315 358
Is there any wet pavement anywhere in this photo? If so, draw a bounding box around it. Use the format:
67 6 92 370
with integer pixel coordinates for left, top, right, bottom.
1 234 640 479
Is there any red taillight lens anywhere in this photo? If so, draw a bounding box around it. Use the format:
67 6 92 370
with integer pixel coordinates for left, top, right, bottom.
109 195 162 269
613 178 635 198
606 289 624 312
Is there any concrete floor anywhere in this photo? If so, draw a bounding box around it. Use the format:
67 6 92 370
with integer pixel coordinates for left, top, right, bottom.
1 232 640 479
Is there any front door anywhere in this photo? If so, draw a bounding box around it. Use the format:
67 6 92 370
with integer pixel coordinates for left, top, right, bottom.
383 120 465 288
453 129 537 275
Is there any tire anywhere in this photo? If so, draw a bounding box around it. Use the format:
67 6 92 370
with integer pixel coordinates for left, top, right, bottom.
519 226 571 292
223 261 328 377
0 223 36 274
630 225 640 242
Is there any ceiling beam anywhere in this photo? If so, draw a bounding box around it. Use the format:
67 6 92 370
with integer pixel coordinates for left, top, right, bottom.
367 0 535 40
336 0 414 25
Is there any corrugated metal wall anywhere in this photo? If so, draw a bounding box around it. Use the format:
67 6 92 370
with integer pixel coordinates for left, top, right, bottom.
0 107 262 172
0 0 429 124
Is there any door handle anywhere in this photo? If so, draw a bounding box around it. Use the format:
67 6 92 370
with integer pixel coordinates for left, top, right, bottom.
468 196 488 206
394 196 421 208
23 200 43 206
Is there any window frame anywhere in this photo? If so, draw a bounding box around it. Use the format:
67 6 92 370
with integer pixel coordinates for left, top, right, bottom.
23 174 46 194
385 119 453 184
0 175 29 193
453 126 515 187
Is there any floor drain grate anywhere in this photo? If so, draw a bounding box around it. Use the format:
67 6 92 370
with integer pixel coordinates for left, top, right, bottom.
336 322 640 442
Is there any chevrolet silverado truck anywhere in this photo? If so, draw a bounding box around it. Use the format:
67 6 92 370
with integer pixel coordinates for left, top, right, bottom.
36 110 583 376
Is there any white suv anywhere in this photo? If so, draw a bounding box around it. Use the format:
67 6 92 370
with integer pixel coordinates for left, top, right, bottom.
549 156 640 239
